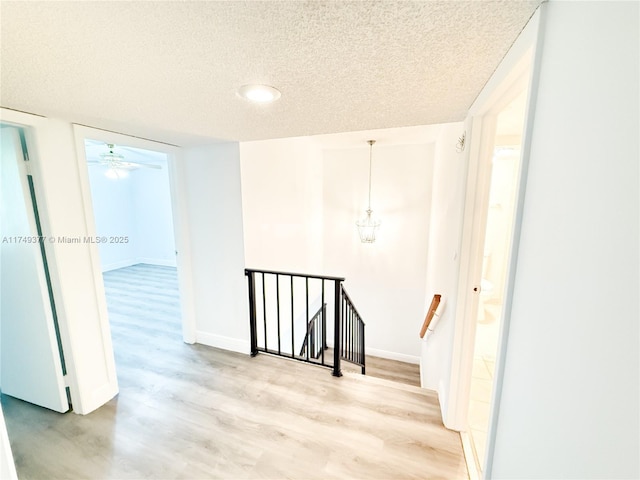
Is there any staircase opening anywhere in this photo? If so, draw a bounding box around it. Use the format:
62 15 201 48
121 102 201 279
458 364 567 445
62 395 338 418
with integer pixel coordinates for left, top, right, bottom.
245 268 366 377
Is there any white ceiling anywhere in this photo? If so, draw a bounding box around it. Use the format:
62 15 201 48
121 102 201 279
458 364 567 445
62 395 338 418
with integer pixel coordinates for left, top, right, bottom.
0 1 541 146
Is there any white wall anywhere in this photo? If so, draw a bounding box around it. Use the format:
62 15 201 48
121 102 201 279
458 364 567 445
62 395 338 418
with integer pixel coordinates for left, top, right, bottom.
490 2 639 478
87 155 176 271
420 123 468 414
133 162 176 266
87 166 137 269
182 143 249 353
323 143 435 360
241 136 439 361
240 137 323 273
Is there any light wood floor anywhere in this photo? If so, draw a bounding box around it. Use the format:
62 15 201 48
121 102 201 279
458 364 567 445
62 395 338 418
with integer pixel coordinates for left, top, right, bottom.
2 264 468 479
342 353 421 387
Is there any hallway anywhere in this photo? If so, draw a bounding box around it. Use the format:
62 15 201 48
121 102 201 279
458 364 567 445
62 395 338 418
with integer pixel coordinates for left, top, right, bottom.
2 264 467 479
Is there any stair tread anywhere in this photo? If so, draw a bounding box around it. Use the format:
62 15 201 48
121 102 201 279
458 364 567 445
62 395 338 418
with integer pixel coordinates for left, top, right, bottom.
342 369 438 399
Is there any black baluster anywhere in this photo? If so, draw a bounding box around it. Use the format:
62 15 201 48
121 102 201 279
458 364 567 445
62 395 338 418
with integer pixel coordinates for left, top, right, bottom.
290 275 295 359
305 277 309 362
276 274 281 355
262 272 267 352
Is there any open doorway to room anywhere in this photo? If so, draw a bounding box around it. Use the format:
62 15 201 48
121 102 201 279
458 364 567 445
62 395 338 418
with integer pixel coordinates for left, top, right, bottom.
467 90 527 472
80 137 189 381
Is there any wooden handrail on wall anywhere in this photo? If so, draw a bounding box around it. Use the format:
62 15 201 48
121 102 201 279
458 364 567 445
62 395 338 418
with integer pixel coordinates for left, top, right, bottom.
420 294 441 338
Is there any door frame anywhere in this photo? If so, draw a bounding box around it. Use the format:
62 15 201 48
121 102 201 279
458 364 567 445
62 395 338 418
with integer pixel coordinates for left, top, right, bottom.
72 125 197 344
446 6 547 476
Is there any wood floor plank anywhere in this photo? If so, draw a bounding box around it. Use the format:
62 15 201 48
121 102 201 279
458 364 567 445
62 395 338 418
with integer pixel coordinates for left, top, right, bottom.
2 264 468 479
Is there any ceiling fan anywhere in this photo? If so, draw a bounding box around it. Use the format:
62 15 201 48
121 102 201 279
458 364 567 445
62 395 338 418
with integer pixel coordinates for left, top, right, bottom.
87 143 161 170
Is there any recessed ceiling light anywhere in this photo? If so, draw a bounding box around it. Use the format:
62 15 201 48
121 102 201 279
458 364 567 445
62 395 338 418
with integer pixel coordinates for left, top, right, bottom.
237 84 281 103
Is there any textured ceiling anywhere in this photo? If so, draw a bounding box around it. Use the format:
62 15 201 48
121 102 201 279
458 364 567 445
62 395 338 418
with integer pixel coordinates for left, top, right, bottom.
0 1 541 145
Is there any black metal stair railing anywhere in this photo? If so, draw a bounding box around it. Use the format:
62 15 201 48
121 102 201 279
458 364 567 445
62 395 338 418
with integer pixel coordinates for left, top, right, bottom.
340 285 366 375
299 303 326 359
245 268 366 377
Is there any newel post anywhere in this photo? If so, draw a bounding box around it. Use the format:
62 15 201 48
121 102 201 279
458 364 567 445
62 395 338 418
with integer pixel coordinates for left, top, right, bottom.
332 279 342 377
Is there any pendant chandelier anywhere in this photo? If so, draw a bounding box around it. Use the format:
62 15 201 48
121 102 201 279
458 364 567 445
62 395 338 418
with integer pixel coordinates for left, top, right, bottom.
356 140 381 243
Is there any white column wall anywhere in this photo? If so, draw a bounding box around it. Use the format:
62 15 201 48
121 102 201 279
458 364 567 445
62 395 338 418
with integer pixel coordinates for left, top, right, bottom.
420 123 468 412
490 2 639 478
182 143 250 353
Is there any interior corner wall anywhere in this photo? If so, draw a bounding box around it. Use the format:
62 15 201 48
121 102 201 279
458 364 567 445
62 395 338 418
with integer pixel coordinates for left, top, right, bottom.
131 161 176 267
88 158 176 271
239 137 323 273
420 122 467 414
182 143 249 353
322 143 435 360
490 2 639 478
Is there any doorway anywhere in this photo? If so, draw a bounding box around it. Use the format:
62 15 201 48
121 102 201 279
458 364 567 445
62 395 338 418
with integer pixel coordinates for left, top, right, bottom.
73 125 195 350
83 140 177 273
466 90 527 472
81 139 186 350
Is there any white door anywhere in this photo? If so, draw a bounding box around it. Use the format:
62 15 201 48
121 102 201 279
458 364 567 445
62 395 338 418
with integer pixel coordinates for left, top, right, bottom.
0 125 69 413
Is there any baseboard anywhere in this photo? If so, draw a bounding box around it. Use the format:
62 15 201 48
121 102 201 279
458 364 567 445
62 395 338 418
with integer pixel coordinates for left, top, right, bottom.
101 259 138 272
195 331 250 355
73 381 118 415
460 431 481 480
366 347 420 365
136 257 177 267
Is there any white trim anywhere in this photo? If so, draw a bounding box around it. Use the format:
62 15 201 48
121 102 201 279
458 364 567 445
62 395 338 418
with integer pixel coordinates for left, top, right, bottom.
195 331 251 355
101 259 138 272
102 258 176 272
135 257 177 268
0 109 47 126
366 347 420 365
70 125 119 414
460 431 481 480
448 5 544 474
167 150 197 344
483 6 548 478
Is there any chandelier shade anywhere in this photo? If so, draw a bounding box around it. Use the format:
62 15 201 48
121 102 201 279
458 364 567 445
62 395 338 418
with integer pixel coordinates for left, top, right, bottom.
356 208 380 243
